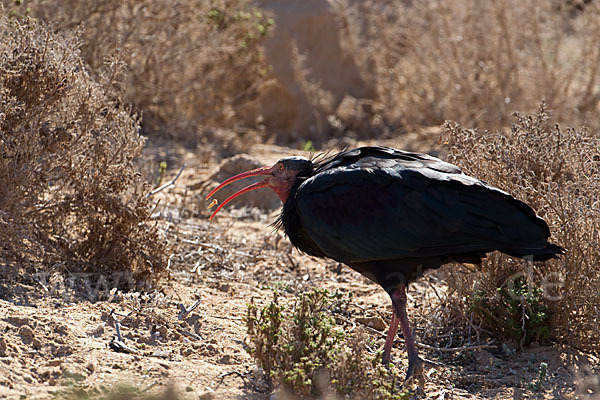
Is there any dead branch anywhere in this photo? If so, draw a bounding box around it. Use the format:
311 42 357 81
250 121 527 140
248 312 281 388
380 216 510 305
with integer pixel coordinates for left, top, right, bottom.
146 163 186 197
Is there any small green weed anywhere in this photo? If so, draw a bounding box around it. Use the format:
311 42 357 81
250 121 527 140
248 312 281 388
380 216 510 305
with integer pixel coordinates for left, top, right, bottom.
469 276 550 346
528 362 549 392
207 5 274 46
301 140 316 153
246 288 411 399
156 161 167 187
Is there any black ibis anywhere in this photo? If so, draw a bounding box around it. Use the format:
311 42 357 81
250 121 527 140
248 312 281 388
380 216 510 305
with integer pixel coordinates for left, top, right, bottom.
206 146 564 387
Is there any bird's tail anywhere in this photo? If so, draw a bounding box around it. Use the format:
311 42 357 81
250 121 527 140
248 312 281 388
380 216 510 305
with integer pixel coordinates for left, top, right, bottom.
501 243 565 261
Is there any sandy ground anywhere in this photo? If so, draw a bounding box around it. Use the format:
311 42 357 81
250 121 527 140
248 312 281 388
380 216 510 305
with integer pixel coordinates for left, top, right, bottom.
1 135 598 399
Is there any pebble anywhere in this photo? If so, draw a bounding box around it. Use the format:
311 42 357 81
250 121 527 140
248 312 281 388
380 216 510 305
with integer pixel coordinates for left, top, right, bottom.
197 388 215 400
356 316 387 331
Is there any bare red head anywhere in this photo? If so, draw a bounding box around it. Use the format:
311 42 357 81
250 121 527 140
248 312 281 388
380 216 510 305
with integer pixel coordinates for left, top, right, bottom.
206 157 312 220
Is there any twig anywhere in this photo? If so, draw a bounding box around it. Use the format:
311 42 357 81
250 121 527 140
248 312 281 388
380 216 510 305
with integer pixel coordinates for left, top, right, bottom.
181 240 255 258
347 318 357 333
190 260 203 274
216 371 249 388
140 382 159 393
205 314 243 321
109 338 138 354
146 163 185 197
114 319 122 341
286 254 298 270
33 274 49 292
520 301 527 351
426 278 443 302
199 241 253 257
358 320 496 353
108 310 139 354
150 198 161 216
417 342 496 353
167 253 177 270
467 311 473 345
178 299 202 320
111 310 123 341
177 329 202 341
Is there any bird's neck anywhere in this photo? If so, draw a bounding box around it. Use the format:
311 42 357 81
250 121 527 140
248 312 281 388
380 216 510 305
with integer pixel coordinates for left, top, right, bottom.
271 186 291 203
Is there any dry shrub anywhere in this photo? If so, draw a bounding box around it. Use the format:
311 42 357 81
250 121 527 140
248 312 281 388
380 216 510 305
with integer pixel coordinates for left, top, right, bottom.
442 103 600 352
0 14 166 287
340 0 600 131
12 0 599 144
6 0 272 141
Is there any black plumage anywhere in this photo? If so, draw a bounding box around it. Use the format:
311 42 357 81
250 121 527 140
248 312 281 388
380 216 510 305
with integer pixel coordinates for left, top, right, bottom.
278 147 562 289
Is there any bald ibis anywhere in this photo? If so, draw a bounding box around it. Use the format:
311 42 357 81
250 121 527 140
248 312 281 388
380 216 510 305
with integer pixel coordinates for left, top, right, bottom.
206 146 564 386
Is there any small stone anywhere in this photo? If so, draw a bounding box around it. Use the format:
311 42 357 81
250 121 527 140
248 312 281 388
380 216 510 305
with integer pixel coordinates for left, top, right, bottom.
197 389 215 400
356 316 387 331
152 349 169 358
18 325 34 344
158 361 170 369
217 283 230 293
53 324 69 335
90 324 105 337
0 337 7 357
31 338 42 350
217 355 231 364
7 317 30 327
54 345 73 357
153 325 168 341
181 347 193 357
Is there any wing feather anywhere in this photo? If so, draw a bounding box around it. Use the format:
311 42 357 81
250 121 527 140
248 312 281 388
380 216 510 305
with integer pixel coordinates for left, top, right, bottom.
295 153 549 264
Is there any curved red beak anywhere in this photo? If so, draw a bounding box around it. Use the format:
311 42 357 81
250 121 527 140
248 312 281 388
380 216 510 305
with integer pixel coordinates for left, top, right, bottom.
205 165 273 220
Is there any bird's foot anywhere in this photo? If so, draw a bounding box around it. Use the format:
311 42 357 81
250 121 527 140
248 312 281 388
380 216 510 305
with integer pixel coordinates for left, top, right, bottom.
381 350 391 366
404 356 424 384
401 356 428 395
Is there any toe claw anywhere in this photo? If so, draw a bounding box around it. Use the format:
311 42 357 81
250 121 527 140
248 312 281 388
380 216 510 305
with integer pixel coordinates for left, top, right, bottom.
403 357 428 393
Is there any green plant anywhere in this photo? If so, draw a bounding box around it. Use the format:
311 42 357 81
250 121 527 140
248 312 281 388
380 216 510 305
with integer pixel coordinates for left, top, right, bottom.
155 161 168 187
246 289 345 395
469 277 550 346
528 361 549 392
246 289 412 399
301 140 316 153
246 291 286 377
539 361 548 381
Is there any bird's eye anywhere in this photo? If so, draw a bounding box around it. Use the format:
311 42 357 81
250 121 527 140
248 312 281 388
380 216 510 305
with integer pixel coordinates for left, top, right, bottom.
279 163 285 172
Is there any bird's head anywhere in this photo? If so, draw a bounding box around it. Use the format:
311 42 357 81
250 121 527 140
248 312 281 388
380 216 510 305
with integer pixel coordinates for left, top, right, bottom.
206 156 312 220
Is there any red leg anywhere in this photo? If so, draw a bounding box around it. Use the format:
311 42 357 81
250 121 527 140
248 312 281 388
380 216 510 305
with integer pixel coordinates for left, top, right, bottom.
390 283 425 387
382 310 399 364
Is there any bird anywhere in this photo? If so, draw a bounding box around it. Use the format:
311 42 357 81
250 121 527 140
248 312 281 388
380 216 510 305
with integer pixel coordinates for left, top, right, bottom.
205 146 564 388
